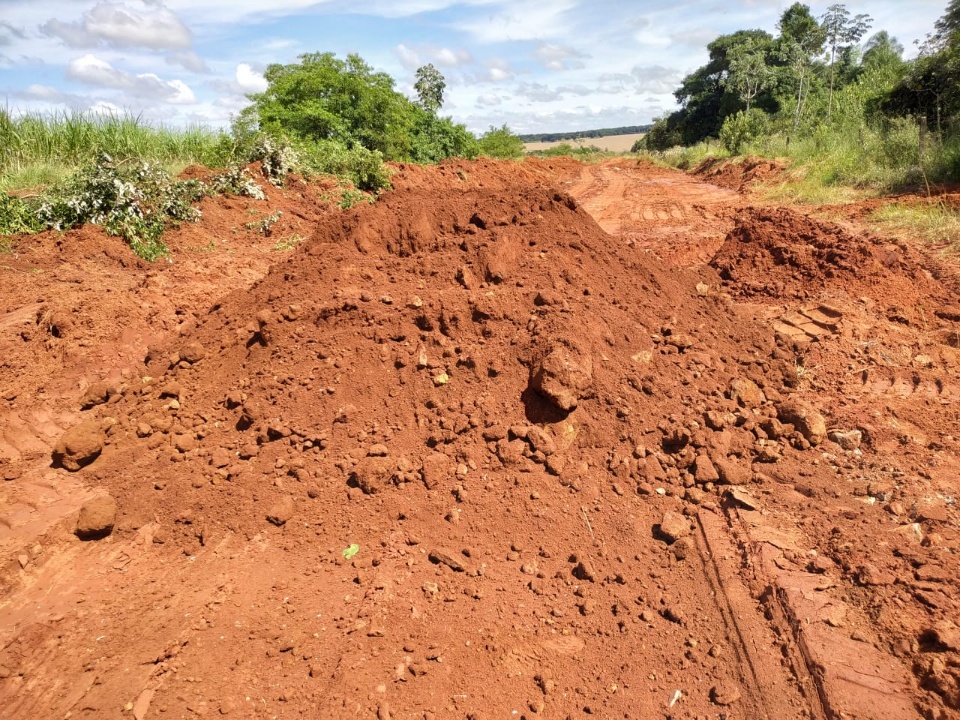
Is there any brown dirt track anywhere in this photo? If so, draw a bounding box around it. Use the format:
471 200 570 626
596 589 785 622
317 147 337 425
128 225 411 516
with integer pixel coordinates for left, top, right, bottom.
2 157 960 720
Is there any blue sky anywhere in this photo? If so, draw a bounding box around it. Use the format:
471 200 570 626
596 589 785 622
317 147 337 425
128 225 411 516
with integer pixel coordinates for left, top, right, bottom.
0 1 948 134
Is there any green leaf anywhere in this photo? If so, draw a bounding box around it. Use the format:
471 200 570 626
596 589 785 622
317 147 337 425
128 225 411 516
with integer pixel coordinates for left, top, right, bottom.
342 543 360 559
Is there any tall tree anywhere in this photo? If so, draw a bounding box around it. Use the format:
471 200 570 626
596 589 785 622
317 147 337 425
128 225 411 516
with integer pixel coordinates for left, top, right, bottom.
726 39 775 112
414 63 445 114
821 4 872 120
776 3 826 130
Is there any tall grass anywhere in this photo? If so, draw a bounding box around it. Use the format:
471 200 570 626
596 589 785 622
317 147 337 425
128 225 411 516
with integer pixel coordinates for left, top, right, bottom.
0 109 228 191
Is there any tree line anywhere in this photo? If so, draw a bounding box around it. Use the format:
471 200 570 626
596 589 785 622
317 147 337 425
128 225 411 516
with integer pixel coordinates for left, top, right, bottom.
643 0 960 164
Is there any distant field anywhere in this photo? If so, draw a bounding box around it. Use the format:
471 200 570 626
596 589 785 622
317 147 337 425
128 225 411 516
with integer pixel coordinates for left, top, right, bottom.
524 132 645 153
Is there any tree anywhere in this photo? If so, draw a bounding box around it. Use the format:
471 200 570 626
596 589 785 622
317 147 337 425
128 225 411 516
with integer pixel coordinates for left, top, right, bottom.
671 30 776 144
414 64 445 114
776 3 826 130
821 4 872 121
244 52 415 160
862 31 904 68
726 39 775 112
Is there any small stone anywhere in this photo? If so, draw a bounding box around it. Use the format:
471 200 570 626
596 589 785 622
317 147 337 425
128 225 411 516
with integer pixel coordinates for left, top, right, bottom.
174 434 197 453
76 494 117 540
728 377 765 407
726 487 759 511
671 537 694 561
856 563 895 586
529 342 593 412
572 559 597 583
776 400 827 446
350 457 395 495
80 381 114 409
710 683 741 706
432 373 449 386
428 548 465 572
179 341 206 364
692 454 719 484
421 452 453 490
714 458 748 485
657 511 690 544
828 429 862 451
266 495 295 526
367 444 389 457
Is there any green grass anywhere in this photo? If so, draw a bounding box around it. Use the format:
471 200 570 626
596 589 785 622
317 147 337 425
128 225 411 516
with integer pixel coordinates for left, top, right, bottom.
866 202 960 249
0 109 227 192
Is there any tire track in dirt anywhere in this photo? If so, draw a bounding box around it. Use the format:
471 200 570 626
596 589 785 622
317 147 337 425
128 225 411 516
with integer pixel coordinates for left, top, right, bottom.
563 160 742 265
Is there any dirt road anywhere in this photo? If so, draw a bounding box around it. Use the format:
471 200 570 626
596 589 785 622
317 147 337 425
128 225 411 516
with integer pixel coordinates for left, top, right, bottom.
1 158 958 719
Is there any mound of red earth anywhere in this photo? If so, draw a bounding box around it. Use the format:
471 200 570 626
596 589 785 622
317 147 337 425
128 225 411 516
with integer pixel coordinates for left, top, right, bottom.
692 156 787 192
3 159 960 719
711 206 949 307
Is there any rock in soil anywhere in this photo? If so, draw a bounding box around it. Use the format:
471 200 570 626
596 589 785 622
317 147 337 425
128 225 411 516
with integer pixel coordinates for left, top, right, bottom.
75 494 117 540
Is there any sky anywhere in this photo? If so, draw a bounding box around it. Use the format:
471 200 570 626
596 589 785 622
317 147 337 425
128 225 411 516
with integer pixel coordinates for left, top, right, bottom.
0 0 949 135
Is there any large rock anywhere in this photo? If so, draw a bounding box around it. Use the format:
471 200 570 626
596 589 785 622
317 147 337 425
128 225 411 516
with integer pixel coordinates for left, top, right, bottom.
529 343 593 412
777 400 827 446
76 494 117 540
53 419 108 471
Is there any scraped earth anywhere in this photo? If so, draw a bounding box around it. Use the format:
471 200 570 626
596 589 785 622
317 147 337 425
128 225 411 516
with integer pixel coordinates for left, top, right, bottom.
1 157 960 720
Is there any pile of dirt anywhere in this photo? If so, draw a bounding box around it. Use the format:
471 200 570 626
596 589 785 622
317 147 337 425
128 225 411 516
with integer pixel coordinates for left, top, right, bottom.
38 162 834 718
710 206 948 308
693 156 787 192
5 158 960 719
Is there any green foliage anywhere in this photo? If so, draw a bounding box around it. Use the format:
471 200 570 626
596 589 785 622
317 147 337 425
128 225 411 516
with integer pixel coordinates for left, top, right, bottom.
719 109 771 153
528 142 604 158
410 112 479 164
0 194 46 237
0 109 226 192
36 156 205 260
478 125 525 159
414 64 446 114
642 116 684 152
244 52 414 160
210 166 266 200
246 210 283 236
296 140 392 192
339 187 374 210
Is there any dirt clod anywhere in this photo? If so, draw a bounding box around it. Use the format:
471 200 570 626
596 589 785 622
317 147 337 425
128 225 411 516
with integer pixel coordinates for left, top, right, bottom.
75 493 117 540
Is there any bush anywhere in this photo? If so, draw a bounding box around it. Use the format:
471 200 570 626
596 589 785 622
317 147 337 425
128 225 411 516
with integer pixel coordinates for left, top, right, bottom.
297 140 392 192
719 109 771 154
37 155 205 260
410 114 479 164
643 117 683 151
478 125 525 159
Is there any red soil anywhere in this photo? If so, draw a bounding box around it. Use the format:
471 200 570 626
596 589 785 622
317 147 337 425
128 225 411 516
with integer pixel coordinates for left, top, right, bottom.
1 158 959 720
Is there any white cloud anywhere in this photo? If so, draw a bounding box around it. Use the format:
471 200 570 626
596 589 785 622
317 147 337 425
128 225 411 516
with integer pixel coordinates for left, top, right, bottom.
67 53 197 104
235 62 267 93
394 43 472 71
41 2 193 50
166 50 210 73
454 0 578 43
534 43 588 71
466 58 513 83
475 93 502 107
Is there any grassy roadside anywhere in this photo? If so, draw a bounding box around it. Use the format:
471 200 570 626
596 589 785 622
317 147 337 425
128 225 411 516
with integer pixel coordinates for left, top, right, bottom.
635 124 960 250
0 111 394 261
0 110 227 192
